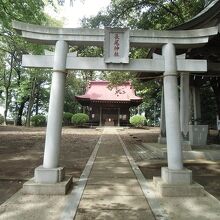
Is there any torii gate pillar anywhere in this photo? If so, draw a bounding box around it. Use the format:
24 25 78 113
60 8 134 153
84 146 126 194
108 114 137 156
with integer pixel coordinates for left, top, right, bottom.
34 40 70 185
180 73 190 141
160 43 192 185
158 87 166 144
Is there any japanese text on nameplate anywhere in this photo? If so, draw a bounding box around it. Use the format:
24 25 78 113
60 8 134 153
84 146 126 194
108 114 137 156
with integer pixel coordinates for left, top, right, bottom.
114 33 120 57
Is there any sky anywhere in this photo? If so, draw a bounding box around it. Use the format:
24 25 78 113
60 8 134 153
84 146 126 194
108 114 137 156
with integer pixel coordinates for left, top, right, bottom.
45 0 111 27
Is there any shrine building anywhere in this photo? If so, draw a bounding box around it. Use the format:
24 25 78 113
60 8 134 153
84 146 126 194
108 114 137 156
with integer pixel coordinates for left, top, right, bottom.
75 81 142 126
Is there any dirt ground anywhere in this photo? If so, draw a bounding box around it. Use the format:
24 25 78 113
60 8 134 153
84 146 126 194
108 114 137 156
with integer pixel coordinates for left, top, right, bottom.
0 125 219 206
0 126 101 205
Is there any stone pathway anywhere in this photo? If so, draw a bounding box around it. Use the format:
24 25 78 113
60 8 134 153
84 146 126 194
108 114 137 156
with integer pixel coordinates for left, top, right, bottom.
74 127 155 220
123 133 163 161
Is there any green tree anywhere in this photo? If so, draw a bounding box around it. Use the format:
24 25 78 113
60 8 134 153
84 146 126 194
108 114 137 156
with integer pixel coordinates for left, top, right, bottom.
0 1 60 125
64 73 84 113
82 0 206 29
137 80 162 126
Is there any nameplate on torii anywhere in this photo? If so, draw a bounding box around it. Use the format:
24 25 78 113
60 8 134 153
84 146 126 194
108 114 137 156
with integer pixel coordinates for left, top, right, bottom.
104 27 130 64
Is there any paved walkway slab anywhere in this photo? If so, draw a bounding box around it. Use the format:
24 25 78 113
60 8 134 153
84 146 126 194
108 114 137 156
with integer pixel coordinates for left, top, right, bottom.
86 176 139 185
75 210 155 220
78 195 150 210
83 182 143 196
74 127 155 219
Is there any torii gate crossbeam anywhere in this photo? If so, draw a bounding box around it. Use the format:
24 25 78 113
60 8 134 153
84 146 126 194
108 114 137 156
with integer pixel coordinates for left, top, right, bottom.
22 55 207 72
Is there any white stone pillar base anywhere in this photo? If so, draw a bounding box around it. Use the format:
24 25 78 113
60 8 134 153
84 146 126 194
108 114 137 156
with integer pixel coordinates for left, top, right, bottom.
153 167 205 197
153 176 204 197
34 165 65 184
161 167 192 185
23 176 72 195
189 125 208 146
22 165 72 195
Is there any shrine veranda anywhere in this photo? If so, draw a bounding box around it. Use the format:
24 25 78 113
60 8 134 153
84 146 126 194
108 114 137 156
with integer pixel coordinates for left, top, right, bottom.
12 20 219 195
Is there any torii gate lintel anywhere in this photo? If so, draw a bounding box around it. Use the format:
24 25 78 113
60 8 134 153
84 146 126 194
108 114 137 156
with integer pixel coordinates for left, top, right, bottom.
22 55 207 73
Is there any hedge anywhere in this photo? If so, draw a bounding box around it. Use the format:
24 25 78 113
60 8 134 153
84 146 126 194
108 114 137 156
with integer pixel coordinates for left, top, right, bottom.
63 112 73 125
129 114 146 127
0 114 4 125
71 113 89 126
30 115 46 127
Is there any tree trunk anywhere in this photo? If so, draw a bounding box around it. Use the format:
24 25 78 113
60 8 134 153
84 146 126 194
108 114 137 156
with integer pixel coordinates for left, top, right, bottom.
35 84 40 115
3 88 9 125
3 53 14 125
26 77 37 127
15 99 27 126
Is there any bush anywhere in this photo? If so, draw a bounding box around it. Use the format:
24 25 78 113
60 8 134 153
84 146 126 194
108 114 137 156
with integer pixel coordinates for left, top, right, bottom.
63 112 73 125
71 113 89 126
31 115 46 127
129 115 146 127
0 114 4 125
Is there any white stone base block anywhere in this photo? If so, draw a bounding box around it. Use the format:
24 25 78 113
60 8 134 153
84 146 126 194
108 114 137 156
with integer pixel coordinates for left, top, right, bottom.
153 177 204 197
182 141 192 151
158 136 166 144
189 125 208 146
34 165 65 183
22 177 72 195
161 167 192 184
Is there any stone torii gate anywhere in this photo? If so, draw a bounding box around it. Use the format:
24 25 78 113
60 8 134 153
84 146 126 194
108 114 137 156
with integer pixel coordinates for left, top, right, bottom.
13 21 218 195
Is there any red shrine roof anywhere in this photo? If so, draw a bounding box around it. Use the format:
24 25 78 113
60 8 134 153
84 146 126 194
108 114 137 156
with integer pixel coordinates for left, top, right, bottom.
75 81 142 105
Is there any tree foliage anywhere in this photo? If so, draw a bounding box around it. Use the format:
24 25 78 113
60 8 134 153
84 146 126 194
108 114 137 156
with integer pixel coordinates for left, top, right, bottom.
64 73 85 113
82 0 207 30
0 1 52 125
